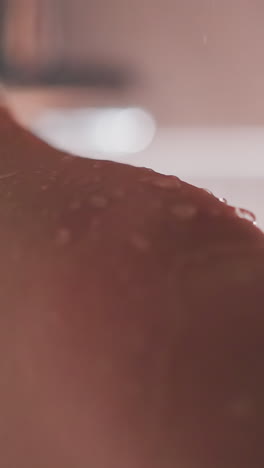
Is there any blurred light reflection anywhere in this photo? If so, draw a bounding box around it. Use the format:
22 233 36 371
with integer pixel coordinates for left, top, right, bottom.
32 107 156 158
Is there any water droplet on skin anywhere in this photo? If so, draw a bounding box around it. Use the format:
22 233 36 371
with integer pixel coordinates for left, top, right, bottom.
41 185 48 191
90 194 108 208
235 207 256 224
204 189 214 196
50 174 57 182
151 176 181 190
0 171 18 180
130 233 151 252
210 207 222 216
62 155 73 163
219 197 228 204
113 188 125 199
56 228 71 246
218 197 228 205
204 189 228 205
69 200 81 211
139 175 151 184
93 161 103 169
171 203 198 219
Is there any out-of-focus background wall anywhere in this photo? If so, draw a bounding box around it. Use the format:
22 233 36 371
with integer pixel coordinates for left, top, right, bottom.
1 0 264 227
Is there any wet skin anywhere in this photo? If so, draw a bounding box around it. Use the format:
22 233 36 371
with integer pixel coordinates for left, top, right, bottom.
1 107 264 467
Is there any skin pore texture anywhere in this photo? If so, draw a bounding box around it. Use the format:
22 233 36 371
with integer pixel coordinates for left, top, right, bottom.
0 105 264 467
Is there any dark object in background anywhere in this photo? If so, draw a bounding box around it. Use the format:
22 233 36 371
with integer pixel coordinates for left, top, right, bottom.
0 0 134 88
0 61 134 88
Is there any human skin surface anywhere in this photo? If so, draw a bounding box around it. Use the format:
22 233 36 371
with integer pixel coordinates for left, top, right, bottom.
0 106 264 467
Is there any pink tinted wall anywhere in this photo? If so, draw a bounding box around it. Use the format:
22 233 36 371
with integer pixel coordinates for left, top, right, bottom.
3 0 264 125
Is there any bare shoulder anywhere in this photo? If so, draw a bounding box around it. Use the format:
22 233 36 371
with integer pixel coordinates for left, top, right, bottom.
1 108 264 467
1 106 263 308
1 106 263 311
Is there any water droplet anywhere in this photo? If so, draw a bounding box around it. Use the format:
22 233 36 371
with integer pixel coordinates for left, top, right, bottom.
204 189 214 196
62 155 73 163
113 188 125 199
0 171 17 180
69 200 81 211
171 203 198 219
219 197 228 204
50 171 58 182
130 233 151 252
41 184 48 191
151 176 181 190
210 207 222 216
235 207 256 224
90 194 108 208
145 168 155 174
93 161 103 169
56 228 71 246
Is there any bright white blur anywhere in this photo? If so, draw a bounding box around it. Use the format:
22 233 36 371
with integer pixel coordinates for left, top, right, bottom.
32 107 156 156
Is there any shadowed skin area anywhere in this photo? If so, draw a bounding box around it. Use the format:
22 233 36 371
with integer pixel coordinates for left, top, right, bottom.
0 106 264 467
